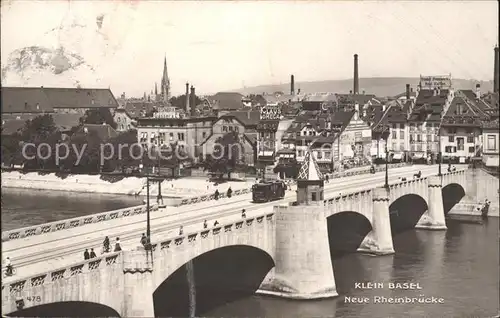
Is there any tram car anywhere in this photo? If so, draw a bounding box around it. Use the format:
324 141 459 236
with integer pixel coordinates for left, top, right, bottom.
252 180 286 203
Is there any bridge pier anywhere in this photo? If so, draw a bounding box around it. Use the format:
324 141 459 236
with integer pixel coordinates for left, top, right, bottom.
258 204 337 299
416 176 447 230
358 188 394 255
122 251 155 318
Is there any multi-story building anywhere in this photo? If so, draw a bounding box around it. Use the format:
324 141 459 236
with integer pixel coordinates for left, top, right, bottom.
136 116 216 160
200 110 259 165
407 76 454 162
481 118 499 168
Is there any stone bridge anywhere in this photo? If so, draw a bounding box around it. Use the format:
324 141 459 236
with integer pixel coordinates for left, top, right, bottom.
2 169 468 317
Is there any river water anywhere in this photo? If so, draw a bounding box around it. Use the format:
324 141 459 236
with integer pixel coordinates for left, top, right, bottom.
2 188 499 317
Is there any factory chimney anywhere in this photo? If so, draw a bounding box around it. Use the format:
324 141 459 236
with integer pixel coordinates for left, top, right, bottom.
406 84 411 100
291 74 295 95
185 82 190 113
190 86 196 117
494 45 499 93
353 54 359 95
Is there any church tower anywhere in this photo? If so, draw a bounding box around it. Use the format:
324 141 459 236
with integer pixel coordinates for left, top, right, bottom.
296 149 324 204
161 55 171 104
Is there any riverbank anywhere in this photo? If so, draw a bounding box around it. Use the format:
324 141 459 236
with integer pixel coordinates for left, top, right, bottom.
1 171 254 198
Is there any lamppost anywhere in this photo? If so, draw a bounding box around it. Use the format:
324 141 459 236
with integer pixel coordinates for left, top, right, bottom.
146 175 151 238
384 126 389 189
438 122 442 176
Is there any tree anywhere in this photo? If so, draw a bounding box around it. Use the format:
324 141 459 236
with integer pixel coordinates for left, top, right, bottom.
203 131 243 179
80 108 117 129
169 94 202 109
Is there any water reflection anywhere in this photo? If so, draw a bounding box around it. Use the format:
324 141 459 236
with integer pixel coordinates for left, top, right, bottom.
1 188 143 231
207 219 499 318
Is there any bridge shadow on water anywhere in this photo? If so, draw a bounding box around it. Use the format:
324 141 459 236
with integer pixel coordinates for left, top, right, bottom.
327 211 372 260
389 194 428 236
153 245 274 317
7 301 120 317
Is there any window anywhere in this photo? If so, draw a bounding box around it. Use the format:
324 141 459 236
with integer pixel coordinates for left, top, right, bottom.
487 135 497 150
392 131 397 139
400 131 404 139
202 132 206 138
229 126 233 131
467 136 474 143
448 136 454 142
317 151 323 159
325 151 331 159
417 144 422 151
400 143 405 151
392 142 396 150
400 123 405 129
457 138 464 150
392 123 397 129
235 126 239 132
409 135 414 142
427 134 432 142
223 126 228 132
417 134 422 142
468 147 475 153
298 150 304 157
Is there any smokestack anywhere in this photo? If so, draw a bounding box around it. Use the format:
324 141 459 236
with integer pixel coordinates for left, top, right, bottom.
291 74 295 95
406 84 410 100
190 86 196 117
494 45 499 93
353 54 359 95
185 82 190 113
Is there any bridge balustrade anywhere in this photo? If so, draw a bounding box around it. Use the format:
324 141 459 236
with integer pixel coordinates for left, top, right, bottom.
2 252 122 298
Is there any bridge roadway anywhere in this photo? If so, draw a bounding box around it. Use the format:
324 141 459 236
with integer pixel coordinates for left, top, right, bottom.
2 165 439 284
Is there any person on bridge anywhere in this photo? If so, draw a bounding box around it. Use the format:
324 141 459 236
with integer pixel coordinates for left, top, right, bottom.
214 189 220 200
5 257 13 276
203 220 208 229
179 226 184 235
447 162 452 173
84 249 90 260
227 187 233 198
214 220 219 226
325 174 330 183
242 209 246 218
114 238 122 252
141 233 148 247
103 236 110 253
90 248 96 259
370 165 376 174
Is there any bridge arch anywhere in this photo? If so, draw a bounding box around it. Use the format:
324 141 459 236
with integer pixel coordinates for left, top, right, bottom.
5 301 120 317
389 194 428 235
442 183 466 215
327 211 372 259
153 244 274 317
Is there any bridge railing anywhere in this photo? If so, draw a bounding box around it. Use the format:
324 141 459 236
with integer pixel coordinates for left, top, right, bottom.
147 212 275 255
0 163 415 243
2 252 122 297
327 162 410 179
1 205 159 243
322 169 467 206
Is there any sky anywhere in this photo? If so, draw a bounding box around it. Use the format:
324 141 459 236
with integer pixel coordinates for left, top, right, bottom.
1 0 498 97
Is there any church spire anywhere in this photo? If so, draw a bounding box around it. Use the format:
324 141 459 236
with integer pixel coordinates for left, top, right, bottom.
161 54 170 104
155 82 158 96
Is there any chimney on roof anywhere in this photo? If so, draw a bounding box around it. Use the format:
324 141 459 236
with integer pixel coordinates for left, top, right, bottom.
353 54 359 95
475 83 481 99
291 74 295 96
406 84 411 100
190 86 196 117
185 82 190 113
494 45 499 93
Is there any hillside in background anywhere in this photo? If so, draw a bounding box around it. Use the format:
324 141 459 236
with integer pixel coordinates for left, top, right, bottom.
234 77 494 97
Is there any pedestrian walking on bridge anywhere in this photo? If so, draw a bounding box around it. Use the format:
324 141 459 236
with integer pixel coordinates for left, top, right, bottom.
114 238 122 252
90 248 96 259
103 236 110 254
203 220 208 229
214 189 220 200
179 226 184 235
227 187 233 198
140 233 148 247
84 249 90 260
242 209 246 218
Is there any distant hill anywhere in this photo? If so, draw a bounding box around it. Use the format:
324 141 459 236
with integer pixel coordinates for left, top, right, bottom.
234 77 495 97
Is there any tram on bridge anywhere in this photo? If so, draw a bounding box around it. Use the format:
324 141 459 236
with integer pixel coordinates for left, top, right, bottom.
252 180 286 203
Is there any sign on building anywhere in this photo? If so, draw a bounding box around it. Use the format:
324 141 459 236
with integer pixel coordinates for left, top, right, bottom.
260 106 281 120
419 75 452 90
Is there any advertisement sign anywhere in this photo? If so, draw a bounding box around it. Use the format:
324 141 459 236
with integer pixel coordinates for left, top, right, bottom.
419 75 452 89
260 106 281 120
